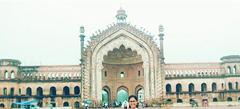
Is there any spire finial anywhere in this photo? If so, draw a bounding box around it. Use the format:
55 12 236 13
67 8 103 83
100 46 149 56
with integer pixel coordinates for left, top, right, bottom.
158 24 165 64
159 25 164 39
80 26 85 34
116 7 127 23
159 25 164 33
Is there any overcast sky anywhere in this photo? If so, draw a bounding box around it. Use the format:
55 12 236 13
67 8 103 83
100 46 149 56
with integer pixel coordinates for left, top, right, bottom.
1 0 240 65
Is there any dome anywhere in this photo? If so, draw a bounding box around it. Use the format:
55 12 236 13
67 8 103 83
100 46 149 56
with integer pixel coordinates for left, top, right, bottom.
116 7 127 23
220 55 240 63
0 59 21 66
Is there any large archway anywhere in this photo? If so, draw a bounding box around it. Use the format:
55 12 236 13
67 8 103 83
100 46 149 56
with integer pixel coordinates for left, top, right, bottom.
93 34 150 101
84 24 162 102
101 44 144 103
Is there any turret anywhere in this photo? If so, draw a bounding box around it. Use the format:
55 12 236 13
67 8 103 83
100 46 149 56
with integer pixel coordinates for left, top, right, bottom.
220 55 240 74
0 59 21 80
79 26 86 100
116 7 127 23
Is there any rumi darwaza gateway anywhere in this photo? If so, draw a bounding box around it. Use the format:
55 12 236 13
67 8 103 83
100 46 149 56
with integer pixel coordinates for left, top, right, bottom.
0 8 240 108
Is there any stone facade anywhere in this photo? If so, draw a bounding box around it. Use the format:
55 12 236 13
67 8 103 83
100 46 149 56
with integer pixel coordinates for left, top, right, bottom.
164 55 240 106
0 59 81 109
0 9 240 109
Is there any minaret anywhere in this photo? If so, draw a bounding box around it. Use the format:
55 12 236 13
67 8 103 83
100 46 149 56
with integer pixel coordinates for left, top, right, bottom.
79 26 85 100
158 25 165 103
159 25 165 64
116 7 127 23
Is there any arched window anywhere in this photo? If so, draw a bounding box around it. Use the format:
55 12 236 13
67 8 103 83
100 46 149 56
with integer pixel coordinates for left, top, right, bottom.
19 88 21 95
227 97 232 102
104 71 107 77
137 88 144 102
10 88 14 96
212 82 217 92
10 71 15 79
74 101 80 108
26 87 32 96
74 86 80 95
63 102 69 107
166 84 171 94
188 83 194 93
177 99 183 103
213 98 218 102
63 86 70 96
0 103 5 108
3 88 7 95
11 103 17 108
50 87 56 96
233 65 237 74
4 71 8 79
176 83 182 94
227 66 232 74
228 82 233 90
236 82 239 90
138 71 141 76
36 87 43 96
201 83 207 92
166 99 172 103
120 72 125 78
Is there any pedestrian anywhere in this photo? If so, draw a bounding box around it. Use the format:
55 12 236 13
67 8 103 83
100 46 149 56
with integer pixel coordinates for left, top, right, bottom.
128 95 139 109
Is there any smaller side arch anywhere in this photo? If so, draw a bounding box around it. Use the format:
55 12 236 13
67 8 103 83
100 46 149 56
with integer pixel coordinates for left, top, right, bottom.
135 85 144 102
227 97 232 102
102 86 111 105
116 86 129 103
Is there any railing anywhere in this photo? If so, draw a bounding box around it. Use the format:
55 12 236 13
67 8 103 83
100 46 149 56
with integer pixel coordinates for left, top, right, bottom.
166 74 240 79
166 90 240 96
0 94 81 98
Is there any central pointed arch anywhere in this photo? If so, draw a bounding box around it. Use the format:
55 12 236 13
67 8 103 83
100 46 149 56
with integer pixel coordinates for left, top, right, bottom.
91 30 153 100
85 24 162 102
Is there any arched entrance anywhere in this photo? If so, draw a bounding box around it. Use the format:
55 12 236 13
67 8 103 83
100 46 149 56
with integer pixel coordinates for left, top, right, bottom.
102 86 111 105
101 45 144 103
213 98 218 102
135 85 144 102
227 97 232 102
84 24 162 102
117 87 129 104
0 103 5 108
